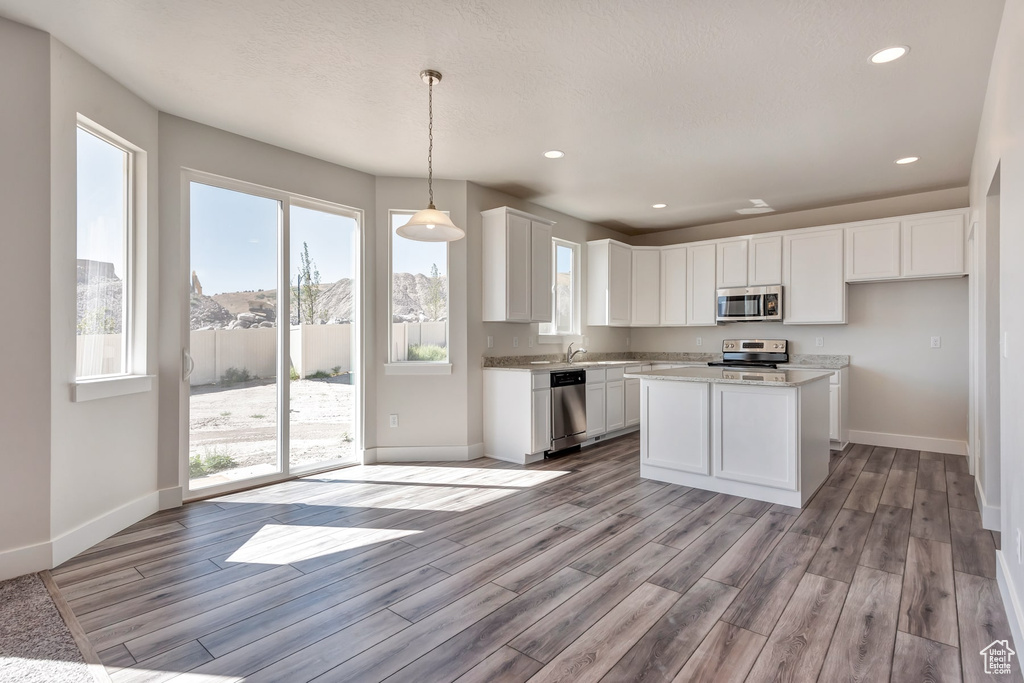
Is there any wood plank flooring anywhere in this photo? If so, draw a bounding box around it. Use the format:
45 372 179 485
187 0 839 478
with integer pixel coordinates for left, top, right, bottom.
50 434 1022 682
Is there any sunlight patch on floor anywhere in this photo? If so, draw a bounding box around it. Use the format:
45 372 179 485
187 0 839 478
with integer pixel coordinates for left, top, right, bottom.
225 525 420 564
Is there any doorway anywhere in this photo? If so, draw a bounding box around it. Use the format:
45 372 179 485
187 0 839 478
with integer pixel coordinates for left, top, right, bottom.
184 174 362 498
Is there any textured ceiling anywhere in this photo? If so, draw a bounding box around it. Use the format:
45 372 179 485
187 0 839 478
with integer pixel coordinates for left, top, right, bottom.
0 0 1004 233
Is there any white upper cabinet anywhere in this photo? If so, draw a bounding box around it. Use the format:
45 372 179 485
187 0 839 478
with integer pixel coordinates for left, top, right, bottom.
631 247 661 326
530 221 553 322
748 235 783 285
716 239 749 288
687 243 718 326
588 239 633 326
660 245 688 326
783 228 846 324
845 221 901 281
481 207 556 323
902 212 965 278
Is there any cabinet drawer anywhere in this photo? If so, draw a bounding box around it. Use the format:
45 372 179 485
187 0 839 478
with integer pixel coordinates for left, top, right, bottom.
532 372 551 390
586 369 606 384
605 367 625 381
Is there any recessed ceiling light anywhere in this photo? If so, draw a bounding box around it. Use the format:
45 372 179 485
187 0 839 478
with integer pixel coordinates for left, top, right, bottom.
895 156 919 164
652 203 667 209
543 150 564 159
870 46 909 64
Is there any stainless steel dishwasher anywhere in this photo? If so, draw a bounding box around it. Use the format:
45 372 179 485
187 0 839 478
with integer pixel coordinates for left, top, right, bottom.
550 369 587 452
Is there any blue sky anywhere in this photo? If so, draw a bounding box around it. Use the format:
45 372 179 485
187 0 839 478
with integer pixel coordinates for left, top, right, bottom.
188 183 446 295
77 128 127 276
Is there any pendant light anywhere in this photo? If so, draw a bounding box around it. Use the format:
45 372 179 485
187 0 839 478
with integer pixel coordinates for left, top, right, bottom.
396 70 465 242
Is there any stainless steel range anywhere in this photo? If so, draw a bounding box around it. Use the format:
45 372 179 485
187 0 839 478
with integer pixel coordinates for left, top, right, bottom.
707 338 788 369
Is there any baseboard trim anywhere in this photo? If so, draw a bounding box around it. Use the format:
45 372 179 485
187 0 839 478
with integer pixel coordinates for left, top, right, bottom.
847 430 967 455
0 541 52 583
158 486 183 511
975 477 1001 531
368 443 486 463
50 491 161 567
997 550 1024 659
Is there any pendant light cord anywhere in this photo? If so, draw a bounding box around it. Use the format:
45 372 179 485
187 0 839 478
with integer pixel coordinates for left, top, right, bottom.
427 76 434 208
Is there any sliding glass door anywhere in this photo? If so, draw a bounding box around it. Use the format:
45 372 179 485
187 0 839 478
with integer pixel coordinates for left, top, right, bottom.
186 177 361 497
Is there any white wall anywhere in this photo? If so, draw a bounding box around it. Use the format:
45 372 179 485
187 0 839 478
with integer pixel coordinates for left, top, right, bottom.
48 38 163 564
631 278 969 446
969 0 1024 652
0 17 52 579
158 115 377 492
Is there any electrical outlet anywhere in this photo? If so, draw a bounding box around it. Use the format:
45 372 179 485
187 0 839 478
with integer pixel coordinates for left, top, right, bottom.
389 414 399 428
696 337 702 347
1017 529 1023 565
931 336 941 349
487 336 494 349
512 336 519 348
815 337 824 348
626 337 630 347
528 336 534 348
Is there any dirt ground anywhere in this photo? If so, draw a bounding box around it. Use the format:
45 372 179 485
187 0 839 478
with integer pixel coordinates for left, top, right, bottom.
189 375 356 488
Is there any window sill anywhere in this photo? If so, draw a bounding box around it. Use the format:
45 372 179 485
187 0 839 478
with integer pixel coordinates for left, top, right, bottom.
384 363 452 376
72 374 155 402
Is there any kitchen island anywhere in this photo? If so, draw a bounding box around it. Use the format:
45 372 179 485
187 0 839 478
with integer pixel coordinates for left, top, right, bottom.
625 367 833 507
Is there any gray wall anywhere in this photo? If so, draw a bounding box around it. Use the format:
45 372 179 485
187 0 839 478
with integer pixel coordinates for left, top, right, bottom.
969 0 1024 649
0 17 52 576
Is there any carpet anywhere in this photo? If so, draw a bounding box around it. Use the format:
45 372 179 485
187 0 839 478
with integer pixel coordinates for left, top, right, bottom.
0 573 97 683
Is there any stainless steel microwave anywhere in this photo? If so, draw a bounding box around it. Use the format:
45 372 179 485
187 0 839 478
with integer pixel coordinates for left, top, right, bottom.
716 285 783 322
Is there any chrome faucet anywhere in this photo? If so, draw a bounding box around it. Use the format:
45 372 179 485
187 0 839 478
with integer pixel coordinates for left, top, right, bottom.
566 341 588 364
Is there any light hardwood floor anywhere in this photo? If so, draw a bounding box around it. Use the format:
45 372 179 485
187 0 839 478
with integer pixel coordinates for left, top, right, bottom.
51 434 1022 682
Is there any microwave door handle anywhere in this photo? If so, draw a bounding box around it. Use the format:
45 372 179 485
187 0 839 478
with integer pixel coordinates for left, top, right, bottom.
758 295 765 317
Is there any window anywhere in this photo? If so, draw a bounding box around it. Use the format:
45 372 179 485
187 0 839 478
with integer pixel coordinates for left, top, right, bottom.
76 122 134 379
540 238 581 338
389 210 449 364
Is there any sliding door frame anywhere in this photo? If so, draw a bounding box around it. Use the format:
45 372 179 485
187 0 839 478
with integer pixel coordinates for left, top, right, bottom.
180 169 364 501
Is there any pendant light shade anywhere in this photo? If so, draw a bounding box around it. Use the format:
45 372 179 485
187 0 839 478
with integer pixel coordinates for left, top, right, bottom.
397 70 465 242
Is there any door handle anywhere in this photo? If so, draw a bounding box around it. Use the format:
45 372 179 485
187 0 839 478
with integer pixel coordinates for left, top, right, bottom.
183 349 195 381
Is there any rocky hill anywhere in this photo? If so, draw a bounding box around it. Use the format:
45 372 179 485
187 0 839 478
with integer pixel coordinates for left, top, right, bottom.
190 273 448 330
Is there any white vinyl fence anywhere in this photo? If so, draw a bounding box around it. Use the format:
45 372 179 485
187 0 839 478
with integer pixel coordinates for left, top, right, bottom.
391 321 447 361
76 333 123 377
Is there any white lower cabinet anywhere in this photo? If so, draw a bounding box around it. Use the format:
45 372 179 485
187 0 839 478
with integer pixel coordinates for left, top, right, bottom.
586 382 607 438
829 384 840 442
625 377 640 427
606 380 625 431
531 388 551 455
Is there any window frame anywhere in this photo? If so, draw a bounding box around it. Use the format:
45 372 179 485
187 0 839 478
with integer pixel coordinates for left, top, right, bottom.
539 237 582 342
386 209 452 373
72 115 153 400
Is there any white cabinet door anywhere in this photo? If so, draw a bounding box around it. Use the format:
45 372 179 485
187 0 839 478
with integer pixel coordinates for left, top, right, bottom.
660 245 687 325
783 229 846 324
902 213 965 278
625 378 640 427
606 380 625 431
716 239 749 288
687 243 718 326
714 384 798 490
608 242 632 326
531 388 551 454
631 248 661 326
586 382 606 438
748 235 783 286
642 380 710 474
845 221 901 281
505 213 532 322
529 221 553 322
829 384 840 441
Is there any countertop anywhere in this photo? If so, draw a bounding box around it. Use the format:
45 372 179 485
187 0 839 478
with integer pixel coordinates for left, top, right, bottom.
624 367 834 387
482 354 849 373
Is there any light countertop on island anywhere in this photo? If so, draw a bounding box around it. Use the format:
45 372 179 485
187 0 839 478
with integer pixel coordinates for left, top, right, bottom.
624 367 833 387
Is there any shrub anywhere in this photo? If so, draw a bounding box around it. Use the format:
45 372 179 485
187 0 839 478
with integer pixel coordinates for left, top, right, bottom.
331 366 342 375
221 367 252 385
407 344 447 361
190 447 238 478
307 370 331 379
290 366 299 381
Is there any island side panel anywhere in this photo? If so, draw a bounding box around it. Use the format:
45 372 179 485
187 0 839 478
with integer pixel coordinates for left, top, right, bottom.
713 383 799 492
799 378 831 505
640 378 710 475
